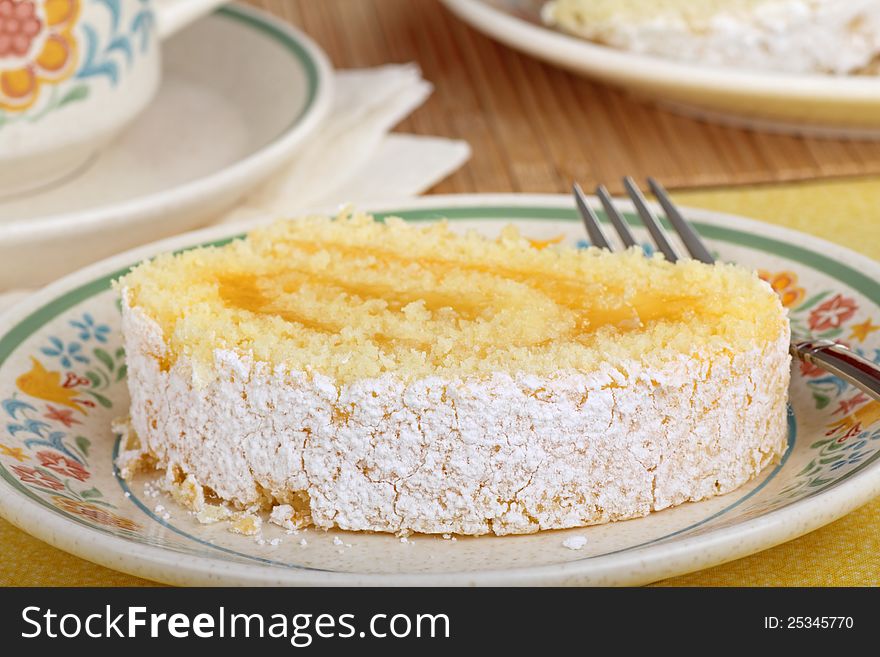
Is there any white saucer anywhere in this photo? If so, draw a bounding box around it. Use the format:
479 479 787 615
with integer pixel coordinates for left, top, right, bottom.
0 3 332 290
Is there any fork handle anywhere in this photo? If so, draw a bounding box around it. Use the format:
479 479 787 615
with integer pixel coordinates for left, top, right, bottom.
792 339 880 402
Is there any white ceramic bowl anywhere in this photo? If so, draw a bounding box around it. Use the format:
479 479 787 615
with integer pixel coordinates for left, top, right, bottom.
0 4 332 289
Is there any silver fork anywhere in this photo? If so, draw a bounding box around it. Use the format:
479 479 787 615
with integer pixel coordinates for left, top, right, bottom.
573 177 880 402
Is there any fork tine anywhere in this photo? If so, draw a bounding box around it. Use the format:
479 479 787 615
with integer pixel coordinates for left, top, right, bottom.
573 183 612 250
623 177 679 263
596 184 638 249
647 178 715 264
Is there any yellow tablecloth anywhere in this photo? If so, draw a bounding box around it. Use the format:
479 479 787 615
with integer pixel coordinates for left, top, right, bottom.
2 177 879 586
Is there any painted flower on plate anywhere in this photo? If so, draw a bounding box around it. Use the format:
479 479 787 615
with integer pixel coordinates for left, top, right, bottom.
831 392 868 416
16 357 87 413
798 359 825 378
0 0 80 112
0 443 27 461
52 496 139 531
44 403 79 427
830 451 869 471
36 449 88 481
12 464 64 490
826 400 880 437
70 313 110 343
848 318 880 343
758 270 806 309
808 294 858 332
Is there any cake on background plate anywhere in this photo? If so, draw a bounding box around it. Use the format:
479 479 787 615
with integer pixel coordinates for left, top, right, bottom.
542 0 880 74
115 212 790 536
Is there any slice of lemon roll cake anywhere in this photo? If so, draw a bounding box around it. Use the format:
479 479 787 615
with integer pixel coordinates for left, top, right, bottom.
115 211 790 536
542 0 880 75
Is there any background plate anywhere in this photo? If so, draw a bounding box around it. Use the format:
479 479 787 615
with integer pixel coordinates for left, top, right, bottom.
0 194 879 585
441 0 880 138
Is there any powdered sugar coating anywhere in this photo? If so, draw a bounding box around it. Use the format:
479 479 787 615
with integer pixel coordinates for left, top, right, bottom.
543 0 880 75
120 294 790 536
562 535 588 550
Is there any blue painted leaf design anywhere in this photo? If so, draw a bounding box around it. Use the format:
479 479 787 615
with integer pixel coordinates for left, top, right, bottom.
107 35 133 66
2 398 36 419
23 419 50 437
810 375 847 395
131 10 156 53
77 25 119 85
23 431 83 463
95 0 122 32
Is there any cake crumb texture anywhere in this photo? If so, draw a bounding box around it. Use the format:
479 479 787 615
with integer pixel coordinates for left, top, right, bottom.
117 210 783 385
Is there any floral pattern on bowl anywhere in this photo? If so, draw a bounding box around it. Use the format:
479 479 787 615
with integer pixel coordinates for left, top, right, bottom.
0 0 153 126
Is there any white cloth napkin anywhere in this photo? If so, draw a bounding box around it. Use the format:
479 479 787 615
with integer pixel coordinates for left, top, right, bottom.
0 64 471 314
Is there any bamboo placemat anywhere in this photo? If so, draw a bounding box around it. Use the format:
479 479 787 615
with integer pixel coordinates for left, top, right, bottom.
245 0 880 194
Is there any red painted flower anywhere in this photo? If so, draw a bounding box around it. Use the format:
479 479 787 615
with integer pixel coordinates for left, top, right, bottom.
808 294 858 332
36 449 89 481
832 392 868 417
44 404 80 427
11 464 64 491
0 0 41 57
835 423 863 443
0 0 81 112
62 372 89 388
799 360 825 378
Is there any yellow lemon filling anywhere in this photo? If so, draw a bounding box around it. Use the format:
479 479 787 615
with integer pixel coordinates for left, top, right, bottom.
117 211 784 384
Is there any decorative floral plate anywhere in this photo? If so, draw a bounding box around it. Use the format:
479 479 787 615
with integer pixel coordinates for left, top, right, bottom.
1 194 879 586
